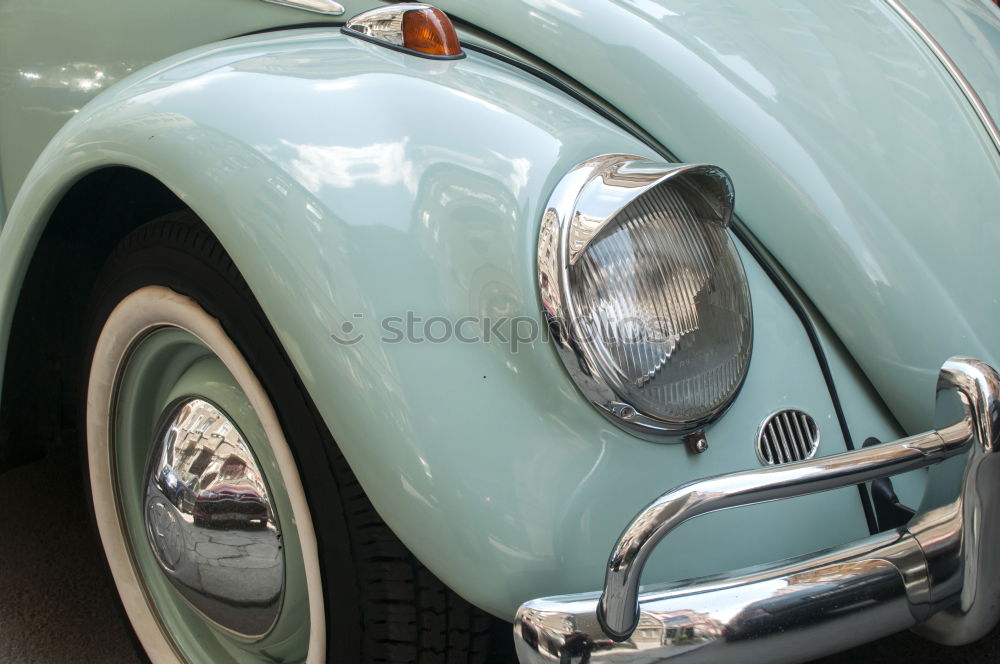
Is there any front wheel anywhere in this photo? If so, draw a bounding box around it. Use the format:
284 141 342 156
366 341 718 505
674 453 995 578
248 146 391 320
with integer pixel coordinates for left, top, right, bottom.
83 214 504 663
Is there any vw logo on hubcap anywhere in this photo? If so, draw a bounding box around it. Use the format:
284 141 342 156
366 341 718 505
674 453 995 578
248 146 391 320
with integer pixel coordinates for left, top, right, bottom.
145 495 184 571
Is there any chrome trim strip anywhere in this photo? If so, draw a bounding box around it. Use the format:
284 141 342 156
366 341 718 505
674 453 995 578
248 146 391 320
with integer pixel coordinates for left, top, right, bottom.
884 0 1000 153
515 357 1000 661
260 0 345 16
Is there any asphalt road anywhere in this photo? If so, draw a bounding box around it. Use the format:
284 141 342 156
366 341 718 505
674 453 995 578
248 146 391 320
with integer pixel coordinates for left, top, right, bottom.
2 448 999 663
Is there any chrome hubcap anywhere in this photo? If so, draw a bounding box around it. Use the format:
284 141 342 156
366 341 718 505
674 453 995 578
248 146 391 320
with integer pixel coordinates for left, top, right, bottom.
143 397 284 638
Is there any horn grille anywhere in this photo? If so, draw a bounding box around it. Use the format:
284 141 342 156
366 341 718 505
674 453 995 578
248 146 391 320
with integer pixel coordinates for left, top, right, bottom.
756 409 820 465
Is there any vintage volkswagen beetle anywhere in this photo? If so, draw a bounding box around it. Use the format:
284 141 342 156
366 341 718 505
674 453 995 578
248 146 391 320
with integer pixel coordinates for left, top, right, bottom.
0 1 999 662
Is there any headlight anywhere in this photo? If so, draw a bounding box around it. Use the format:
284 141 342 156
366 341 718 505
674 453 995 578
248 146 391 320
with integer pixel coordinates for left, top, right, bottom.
537 155 752 438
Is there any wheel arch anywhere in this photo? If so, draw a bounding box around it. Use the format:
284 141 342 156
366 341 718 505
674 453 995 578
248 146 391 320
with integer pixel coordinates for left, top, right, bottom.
0 167 186 468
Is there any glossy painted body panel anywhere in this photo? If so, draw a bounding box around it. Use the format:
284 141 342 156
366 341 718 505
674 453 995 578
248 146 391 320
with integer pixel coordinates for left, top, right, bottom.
901 0 1000 132
0 0 377 212
0 31 870 617
429 0 1000 436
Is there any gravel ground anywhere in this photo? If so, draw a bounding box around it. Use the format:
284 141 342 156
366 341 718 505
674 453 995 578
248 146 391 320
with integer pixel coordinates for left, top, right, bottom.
1 448 998 663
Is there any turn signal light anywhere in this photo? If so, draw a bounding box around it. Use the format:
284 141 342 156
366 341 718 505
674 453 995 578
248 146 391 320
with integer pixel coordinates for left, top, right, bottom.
343 3 464 60
402 7 461 57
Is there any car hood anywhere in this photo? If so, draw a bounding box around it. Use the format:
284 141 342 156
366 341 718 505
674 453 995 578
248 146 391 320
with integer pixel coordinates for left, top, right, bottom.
439 0 1000 433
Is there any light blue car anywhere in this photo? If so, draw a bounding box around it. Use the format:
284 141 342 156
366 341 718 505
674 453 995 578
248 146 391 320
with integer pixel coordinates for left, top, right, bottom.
1 1 999 662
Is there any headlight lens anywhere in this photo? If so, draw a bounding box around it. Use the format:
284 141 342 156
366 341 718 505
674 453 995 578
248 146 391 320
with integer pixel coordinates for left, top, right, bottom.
538 155 752 438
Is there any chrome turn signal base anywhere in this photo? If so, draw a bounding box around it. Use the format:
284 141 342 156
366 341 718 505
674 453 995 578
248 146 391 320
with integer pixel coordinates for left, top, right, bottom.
342 3 464 60
514 357 1000 663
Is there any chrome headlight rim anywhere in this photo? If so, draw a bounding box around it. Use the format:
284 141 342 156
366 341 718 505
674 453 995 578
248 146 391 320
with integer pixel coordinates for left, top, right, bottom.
537 154 752 439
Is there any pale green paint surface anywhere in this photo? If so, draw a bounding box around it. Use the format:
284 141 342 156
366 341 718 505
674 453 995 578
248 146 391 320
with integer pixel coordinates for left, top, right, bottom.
0 31 870 618
902 0 1000 135
807 298 928 509
0 0 380 214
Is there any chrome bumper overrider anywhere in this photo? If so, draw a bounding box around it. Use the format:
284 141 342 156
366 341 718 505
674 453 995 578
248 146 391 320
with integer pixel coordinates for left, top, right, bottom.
514 357 1000 663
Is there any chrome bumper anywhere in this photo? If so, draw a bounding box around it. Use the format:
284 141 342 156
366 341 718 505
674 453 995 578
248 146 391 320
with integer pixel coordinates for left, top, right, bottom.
514 357 1000 663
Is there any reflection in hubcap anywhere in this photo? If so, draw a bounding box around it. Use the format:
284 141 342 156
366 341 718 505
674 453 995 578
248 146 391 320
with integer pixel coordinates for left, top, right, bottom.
143 398 284 638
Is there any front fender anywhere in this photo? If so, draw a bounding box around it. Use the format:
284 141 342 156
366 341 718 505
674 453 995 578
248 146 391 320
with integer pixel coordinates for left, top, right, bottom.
0 29 877 618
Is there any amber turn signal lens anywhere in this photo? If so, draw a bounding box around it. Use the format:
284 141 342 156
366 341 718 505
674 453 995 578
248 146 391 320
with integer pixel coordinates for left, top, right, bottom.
402 7 462 58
